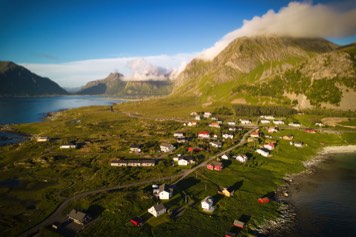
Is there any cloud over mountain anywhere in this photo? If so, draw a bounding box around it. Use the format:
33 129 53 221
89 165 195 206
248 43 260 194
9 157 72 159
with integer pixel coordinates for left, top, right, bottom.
199 1 356 60
127 58 172 81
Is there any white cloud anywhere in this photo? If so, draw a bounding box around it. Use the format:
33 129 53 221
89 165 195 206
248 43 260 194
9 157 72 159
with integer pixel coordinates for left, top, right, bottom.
198 1 356 60
21 53 196 87
126 58 171 81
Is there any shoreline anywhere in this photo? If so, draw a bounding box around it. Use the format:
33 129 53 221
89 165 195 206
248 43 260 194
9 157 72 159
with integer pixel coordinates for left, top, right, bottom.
257 145 356 236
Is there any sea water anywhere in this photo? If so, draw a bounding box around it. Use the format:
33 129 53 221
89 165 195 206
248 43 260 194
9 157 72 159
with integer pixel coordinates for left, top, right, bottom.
0 95 124 124
281 153 356 237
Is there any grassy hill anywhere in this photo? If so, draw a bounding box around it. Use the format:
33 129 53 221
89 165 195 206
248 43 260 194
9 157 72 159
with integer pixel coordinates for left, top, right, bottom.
172 36 355 111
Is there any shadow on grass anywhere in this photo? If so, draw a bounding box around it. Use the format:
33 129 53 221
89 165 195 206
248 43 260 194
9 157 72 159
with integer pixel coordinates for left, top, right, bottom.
87 204 105 219
175 177 200 191
262 191 276 201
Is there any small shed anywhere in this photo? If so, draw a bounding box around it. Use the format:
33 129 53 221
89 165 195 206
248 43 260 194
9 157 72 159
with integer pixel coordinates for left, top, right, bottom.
258 197 270 204
130 216 143 226
233 220 245 229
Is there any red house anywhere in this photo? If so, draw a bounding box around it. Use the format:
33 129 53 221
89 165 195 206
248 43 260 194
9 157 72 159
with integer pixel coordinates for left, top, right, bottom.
198 131 210 139
130 216 143 226
207 161 223 171
304 128 316 134
258 197 270 204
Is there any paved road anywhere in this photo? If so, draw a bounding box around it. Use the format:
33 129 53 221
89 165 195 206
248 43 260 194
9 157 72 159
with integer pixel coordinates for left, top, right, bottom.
18 127 256 237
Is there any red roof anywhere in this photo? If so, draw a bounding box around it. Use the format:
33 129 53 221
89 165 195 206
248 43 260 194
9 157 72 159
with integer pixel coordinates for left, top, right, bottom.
198 131 209 135
130 217 143 226
258 197 270 204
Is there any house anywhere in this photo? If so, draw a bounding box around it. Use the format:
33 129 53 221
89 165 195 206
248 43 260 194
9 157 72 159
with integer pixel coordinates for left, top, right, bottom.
267 127 279 133
304 128 316 134
239 119 251 125
273 120 285 125
288 122 301 127
221 154 229 160
290 141 304 148
233 220 245 229
158 184 173 200
160 143 175 153
263 143 276 151
211 117 218 121
36 136 49 142
178 156 195 166
207 161 223 171
130 216 143 226
260 115 275 120
250 129 260 138
177 137 187 144
148 203 166 217
201 196 214 211
203 112 212 118
130 144 142 153
315 122 325 127
225 231 237 237
209 141 222 148
190 112 197 116
188 121 197 127
229 127 236 131
256 148 270 157
195 115 201 121
227 121 236 126
198 131 210 139
222 134 234 139
235 154 248 163
68 209 90 225
60 144 77 149
111 160 128 167
140 160 157 167
260 119 270 124
173 132 185 138
258 197 270 204
282 135 294 141
111 159 156 167
220 186 234 197
209 123 220 128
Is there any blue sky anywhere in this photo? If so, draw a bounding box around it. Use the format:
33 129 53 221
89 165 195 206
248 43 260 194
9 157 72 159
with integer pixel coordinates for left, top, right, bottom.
0 0 355 87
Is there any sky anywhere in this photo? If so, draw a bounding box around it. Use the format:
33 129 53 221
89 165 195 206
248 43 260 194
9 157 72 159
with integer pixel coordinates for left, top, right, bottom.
0 0 355 87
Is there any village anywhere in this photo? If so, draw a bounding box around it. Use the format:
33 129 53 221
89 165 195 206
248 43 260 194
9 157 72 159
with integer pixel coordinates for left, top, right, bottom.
28 110 322 237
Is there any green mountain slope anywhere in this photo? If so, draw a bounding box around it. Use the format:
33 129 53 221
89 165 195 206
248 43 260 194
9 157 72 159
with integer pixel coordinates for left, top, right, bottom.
79 72 172 97
0 61 68 96
173 36 355 110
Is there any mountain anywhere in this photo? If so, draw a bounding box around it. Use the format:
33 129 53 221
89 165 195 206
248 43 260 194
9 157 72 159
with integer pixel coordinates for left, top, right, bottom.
173 36 356 110
79 72 172 97
0 61 67 96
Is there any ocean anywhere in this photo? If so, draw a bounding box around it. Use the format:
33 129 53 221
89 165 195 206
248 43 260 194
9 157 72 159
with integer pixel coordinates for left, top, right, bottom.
280 153 356 237
0 95 124 124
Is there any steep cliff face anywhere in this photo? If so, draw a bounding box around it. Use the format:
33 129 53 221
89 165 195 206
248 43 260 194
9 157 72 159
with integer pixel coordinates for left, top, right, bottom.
0 61 68 96
173 36 356 110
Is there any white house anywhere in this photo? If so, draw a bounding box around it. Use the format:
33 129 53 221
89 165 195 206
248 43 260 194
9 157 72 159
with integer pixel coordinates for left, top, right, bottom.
263 143 276 151
160 143 175 153
235 155 248 163
209 123 220 128
178 156 195 166
148 203 166 217
260 119 271 124
203 112 212 118
227 121 236 126
195 115 201 121
158 184 173 200
36 136 49 142
290 141 304 148
198 132 210 139
209 141 222 148
273 120 285 125
173 132 185 138
229 127 237 131
60 144 77 149
288 122 301 127
315 122 325 127
130 144 142 153
239 119 252 125
221 154 229 160
188 121 197 127
256 148 270 157
222 134 234 139
201 196 214 211
267 127 279 133
250 129 260 138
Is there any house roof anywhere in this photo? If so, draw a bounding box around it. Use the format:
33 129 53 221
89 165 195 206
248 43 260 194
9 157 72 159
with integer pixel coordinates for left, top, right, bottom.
68 209 87 222
160 143 172 148
159 184 173 193
198 131 209 135
152 203 166 212
211 161 223 167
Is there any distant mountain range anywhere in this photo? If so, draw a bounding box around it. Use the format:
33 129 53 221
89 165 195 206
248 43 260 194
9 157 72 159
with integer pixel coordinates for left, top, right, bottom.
173 36 356 110
78 72 172 97
0 61 67 96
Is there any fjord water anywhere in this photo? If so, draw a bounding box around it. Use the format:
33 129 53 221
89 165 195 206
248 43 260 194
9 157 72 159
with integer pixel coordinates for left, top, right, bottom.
282 153 356 237
0 96 124 124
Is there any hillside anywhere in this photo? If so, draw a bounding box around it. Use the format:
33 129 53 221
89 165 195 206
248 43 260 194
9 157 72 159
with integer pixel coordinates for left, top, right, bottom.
0 61 68 96
79 72 172 97
173 36 356 110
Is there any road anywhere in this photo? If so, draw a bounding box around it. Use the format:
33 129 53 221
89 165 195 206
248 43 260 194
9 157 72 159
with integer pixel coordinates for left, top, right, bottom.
18 127 256 237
